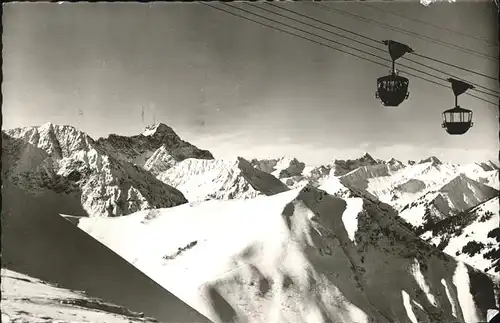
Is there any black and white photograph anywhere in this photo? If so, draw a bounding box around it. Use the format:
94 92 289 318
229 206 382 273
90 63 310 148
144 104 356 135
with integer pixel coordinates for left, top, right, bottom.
2 1 499 322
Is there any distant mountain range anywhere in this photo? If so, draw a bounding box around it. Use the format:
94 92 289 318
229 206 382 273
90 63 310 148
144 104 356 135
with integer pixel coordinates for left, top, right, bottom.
2 122 499 323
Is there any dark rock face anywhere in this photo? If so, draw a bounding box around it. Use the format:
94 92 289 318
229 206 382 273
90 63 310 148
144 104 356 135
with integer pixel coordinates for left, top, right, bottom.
418 156 442 166
97 123 214 167
333 153 381 177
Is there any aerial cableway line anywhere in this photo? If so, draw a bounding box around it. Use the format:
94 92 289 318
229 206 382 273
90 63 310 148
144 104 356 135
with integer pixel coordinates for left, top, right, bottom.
256 2 499 98
201 2 497 106
310 2 499 62
362 3 498 47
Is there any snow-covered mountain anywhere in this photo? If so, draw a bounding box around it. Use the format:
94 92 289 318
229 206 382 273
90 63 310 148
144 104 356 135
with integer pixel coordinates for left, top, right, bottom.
2 123 190 217
265 155 498 216
250 154 499 278
399 174 498 229
97 123 214 167
417 156 443 166
4 122 499 322
420 197 499 275
333 152 382 176
69 185 499 323
1 269 159 323
157 157 290 202
338 159 498 212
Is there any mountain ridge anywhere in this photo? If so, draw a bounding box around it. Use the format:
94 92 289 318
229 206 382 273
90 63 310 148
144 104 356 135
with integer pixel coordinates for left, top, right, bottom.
4 121 499 322
70 184 499 323
2 124 189 217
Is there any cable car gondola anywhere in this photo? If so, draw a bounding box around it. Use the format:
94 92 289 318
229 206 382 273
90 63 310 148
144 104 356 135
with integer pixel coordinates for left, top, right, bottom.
442 78 475 135
375 40 414 107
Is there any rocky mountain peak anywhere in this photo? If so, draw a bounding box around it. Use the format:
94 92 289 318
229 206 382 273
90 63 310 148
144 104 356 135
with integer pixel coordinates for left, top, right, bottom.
140 123 182 143
476 161 499 172
385 157 405 171
360 152 376 163
97 123 214 167
141 123 176 137
3 124 97 161
418 156 442 166
333 152 381 176
2 123 190 217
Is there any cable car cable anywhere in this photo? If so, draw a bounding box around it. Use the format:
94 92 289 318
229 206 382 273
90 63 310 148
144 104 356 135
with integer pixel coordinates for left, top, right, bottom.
267 3 388 50
280 2 498 82
257 3 499 97
410 52 498 82
211 2 499 106
362 3 498 47
311 2 499 62
266 3 498 92
243 3 498 99
200 2 498 107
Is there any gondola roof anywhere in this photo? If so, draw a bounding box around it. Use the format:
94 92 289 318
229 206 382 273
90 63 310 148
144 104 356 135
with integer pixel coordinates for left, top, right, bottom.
442 106 472 114
377 74 409 82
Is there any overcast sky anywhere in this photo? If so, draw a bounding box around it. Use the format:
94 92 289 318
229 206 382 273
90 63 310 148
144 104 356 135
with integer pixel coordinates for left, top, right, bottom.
3 1 498 165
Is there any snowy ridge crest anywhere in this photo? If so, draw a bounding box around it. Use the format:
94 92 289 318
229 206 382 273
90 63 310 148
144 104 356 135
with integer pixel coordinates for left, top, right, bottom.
158 156 290 202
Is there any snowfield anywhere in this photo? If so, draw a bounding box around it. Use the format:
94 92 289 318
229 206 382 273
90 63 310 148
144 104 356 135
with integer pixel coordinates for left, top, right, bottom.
72 185 495 323
1 269 159 323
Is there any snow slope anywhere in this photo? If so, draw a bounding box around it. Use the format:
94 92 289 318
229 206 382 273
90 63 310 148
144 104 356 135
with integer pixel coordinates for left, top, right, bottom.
420 197 500 275
70 186 497 323
361 161 460 210
157 157 289 202
339 164 392 191
2 123 187 217
399 175 499 230
2 180 210 323
460 164 499 190
1 269 159 323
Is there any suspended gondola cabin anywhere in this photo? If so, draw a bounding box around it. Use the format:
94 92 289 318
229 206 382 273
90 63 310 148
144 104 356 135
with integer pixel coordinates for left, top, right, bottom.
375 40 414 107
441 106 473 135
441 78 475 135
376 74 409 107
